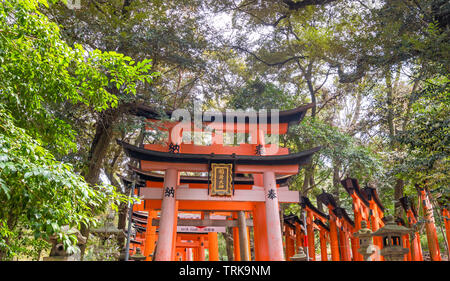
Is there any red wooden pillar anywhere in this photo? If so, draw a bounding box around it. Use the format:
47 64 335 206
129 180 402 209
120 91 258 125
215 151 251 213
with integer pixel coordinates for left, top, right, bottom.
345 230 352 261
187 247 193 261
253 174 270 261
144 209 158 261
329 211 340 261
350 235 358 261
232 212 241 261
319 228 328 261
263 171 285 260
208 232 219 261
443 208 450 255
253 202 269 260
404 234 411 261
199 236 206 261
306 211 315 260
285 226 296 261
352 202 364 261
338 226 349 261
418 187 442 261
155 168 178 261
370 208 383 261
193 246 199 261
295 224 303 251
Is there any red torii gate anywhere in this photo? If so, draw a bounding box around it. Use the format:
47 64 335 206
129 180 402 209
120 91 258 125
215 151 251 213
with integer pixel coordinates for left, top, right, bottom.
316 191 341 261
361 185 385 260
341 178 371 261
299 196 330 261
416 184 442 261
399 196 424 261
119 103 320 261
283 214 304 261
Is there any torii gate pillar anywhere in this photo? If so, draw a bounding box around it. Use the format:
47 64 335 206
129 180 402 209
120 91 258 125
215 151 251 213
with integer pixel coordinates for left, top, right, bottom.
155 168 178 261
263 171 285 260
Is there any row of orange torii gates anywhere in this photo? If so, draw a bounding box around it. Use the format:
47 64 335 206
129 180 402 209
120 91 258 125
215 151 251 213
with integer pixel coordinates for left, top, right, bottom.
117 103 449 261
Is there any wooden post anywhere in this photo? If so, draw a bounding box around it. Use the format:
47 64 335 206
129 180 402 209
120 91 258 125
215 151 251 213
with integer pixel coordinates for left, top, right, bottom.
199 236 206 261
263 171 285 261
238 211 250 261
233 212 241 261
338 227 348 261
404 234 411 261
171 201 179 260
419 188 442 261
306 211 315 260
187 247 193 261
253 202 269 260
443 208 450 255
329 212 340 261
285 226 296 261
350 235 358 261
155 168 178 261
208 232 219 261
144 209 158 261
253 174 270 261
319 229 328 261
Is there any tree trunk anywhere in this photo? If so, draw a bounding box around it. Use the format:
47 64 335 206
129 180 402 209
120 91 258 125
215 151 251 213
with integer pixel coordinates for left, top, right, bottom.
332 160 341 206
223 227 234 261
79 107 123 259
394 179 405 217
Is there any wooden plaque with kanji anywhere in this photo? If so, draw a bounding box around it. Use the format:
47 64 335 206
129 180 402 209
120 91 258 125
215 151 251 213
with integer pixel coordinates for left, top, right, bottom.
210 163 233 196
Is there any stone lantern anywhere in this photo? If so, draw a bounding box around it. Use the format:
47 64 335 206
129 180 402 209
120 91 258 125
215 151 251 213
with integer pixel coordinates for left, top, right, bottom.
354 220 375 261
44 226 87 261
90 211 125 241
372 215 412 261
290 247 307 261
130 247 146 261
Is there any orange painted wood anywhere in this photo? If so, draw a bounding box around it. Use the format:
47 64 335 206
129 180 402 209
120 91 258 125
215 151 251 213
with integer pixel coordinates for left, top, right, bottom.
208 232 219 261
419 188 442 261
140 186 300 203
144 143 289 156
233 213 241 261
141 160 299 174
443 208 450 256
328 212 340 261
155 168 178 261
143 210 158 261
319 229 328 261
306 211 315 261
263 171 285 261
253 202 270 261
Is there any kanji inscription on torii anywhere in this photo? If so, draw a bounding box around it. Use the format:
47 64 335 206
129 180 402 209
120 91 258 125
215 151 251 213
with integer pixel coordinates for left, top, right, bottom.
210 163 233 196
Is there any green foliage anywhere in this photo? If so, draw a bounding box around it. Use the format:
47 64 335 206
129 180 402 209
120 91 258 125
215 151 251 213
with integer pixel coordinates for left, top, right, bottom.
227 78 296 110
0 107 128 260
290 116 382 183
0 0 158 156
395 77 449 192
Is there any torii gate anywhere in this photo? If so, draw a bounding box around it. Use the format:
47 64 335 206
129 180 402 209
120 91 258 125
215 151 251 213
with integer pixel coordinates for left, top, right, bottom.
399 196 424 261
316 191 341 261
361 185 385 260
283 214 304 261
299 196 330 261
341 178 371 261
416 184 442 261
119 103 320 261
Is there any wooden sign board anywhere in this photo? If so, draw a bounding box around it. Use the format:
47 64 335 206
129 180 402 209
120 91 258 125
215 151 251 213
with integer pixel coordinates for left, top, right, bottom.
210 163 233 196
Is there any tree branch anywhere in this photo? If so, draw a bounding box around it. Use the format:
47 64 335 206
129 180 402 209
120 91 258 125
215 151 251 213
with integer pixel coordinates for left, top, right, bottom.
283 0 339 10
232 45 307 67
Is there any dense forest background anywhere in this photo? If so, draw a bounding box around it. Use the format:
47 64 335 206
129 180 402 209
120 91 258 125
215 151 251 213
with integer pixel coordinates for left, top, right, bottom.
0 0 448 260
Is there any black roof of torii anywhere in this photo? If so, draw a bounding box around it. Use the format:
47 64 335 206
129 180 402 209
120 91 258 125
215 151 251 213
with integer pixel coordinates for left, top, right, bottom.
117 139 321 167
